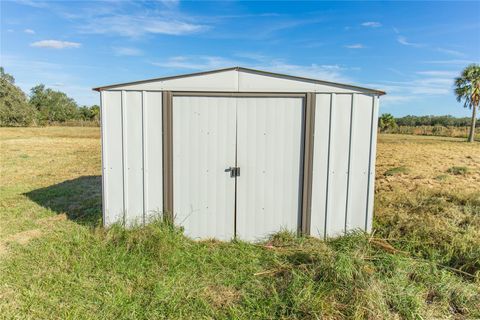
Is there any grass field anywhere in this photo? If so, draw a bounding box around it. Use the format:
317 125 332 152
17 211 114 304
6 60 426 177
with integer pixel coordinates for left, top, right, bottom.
1 128 479 319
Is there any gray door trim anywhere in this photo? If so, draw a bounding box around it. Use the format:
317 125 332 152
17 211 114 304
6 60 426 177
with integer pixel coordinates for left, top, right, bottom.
162 91 174 222
300 93 316 235
172 92 306 98
167 91 313 237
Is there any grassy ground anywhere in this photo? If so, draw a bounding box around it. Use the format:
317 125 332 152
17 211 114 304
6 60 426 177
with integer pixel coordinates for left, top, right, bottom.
0 128 479 319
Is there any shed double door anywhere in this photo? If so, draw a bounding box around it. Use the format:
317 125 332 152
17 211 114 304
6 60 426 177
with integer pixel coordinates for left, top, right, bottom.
173 96 304 241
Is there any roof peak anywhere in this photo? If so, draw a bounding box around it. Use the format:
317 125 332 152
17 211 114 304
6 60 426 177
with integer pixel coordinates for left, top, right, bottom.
93 66 385 95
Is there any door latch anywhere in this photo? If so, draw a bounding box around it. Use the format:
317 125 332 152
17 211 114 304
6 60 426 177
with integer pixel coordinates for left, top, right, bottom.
225 166 240 177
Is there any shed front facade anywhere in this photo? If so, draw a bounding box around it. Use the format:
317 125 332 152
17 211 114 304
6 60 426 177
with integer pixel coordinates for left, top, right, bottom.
94 67 384 241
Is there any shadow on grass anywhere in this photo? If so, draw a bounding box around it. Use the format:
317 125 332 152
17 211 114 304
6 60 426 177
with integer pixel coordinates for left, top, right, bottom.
25 175 102 228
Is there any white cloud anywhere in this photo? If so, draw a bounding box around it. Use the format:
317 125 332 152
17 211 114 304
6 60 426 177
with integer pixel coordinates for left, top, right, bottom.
397 36 424 47
344 44 365 49
151 55 353 83
416 71 458 77
435 48 465 57
361 21 382 28
24 28 35 34
157 0 180 8
15 0 48 8
381 95 415 105
370 72 454 98
113 47 143 56
80 15 208 37
262 61 351 83
31 40 81 49
425 59 476 65
152 56 239 70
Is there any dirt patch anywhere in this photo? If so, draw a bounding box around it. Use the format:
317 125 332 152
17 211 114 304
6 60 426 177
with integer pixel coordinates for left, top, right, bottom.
0 229 43 257
37 214 68 226
203 285 241 309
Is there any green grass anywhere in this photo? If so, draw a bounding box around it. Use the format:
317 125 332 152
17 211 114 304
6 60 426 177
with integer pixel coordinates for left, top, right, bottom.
384 166 410 176
447 166 469 175
1 128 479 319
2 222 478 319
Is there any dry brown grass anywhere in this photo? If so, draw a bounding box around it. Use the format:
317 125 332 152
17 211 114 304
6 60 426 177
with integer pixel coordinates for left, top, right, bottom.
1 128 479 319
376 134 480 193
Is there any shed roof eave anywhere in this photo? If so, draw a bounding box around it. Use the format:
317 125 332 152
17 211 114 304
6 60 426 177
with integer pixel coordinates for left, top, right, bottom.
92 66 386 95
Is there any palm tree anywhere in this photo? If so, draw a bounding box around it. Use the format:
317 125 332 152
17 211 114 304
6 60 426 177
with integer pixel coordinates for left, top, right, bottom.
454 64 480 142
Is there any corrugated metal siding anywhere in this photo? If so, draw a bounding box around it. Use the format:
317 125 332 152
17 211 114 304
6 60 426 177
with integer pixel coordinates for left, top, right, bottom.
327 94 352 236
101 88 379 240
144 91 163 222
347 94 374 230
124 91 144 225
310 93 376 238
236 97 304 241
102 90 163 226
310 94 332 238
103 91 124 225
172 96 236 240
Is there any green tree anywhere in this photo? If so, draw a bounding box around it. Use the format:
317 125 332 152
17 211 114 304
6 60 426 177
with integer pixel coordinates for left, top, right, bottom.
454 64 480 142
78 105 100 123
0 67 37 126
29 84 79 123
379 113 397 132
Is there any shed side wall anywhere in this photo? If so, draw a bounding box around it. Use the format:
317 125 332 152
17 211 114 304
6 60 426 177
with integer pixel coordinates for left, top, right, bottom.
310 93 377 238
102 90 163 226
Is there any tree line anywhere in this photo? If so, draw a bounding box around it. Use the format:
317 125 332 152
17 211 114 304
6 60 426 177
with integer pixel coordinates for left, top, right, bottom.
0 67 99 126
380 114 480 130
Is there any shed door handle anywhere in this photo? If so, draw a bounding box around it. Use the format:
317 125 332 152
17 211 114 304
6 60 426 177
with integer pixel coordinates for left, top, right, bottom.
225 166 240 177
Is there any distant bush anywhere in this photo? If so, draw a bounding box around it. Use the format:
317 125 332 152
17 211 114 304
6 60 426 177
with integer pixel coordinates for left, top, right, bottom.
384 125 479 139
29 84 80 124
447 166 469 175
0 67 38 126
0 66 100 127
394 115 479 127
384 166 410 176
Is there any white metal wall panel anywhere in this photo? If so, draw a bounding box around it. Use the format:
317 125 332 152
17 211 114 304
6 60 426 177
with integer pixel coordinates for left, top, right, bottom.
143 91 163 222
102 91 124 225
366 96 379 232
238 71 318 92
107 70 376 94
326 94 352 237
236 97 304 241
124 91 144 225
172 96 237 240
237 70 369 93
310 94 332 238
346 94 374 230
112 70 238 91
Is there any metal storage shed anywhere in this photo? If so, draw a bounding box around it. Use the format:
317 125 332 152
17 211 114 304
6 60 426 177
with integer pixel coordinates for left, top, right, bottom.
93 67 385 241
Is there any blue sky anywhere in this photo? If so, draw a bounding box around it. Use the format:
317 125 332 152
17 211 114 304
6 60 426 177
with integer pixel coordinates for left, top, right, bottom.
1 0 479 116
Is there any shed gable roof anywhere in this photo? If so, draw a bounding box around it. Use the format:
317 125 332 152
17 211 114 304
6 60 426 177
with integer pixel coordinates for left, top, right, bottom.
93 66 385 95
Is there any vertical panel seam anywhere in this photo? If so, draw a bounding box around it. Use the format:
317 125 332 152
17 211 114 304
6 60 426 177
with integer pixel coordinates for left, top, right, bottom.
121 90 127 226
141 91 146 225
234 97 238 238
324 93 335 239
344 93 356 233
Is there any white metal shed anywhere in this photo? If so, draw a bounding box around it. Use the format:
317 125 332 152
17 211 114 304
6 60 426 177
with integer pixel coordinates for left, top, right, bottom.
93 67 385 241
